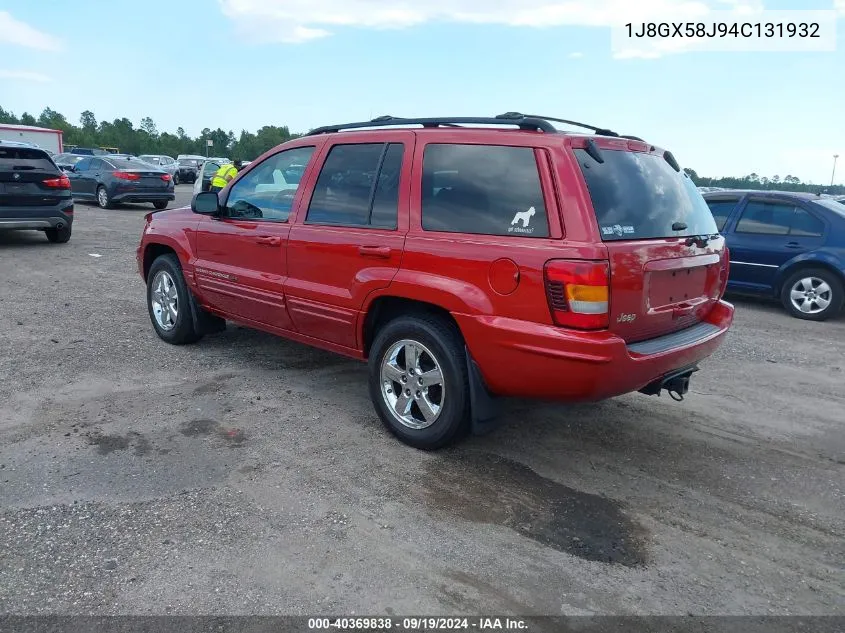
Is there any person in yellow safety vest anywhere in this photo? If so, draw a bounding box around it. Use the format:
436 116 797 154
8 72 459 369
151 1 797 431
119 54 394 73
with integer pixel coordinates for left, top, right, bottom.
209 160 242 192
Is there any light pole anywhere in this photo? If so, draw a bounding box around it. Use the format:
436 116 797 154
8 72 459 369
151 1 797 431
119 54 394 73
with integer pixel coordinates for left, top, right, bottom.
832 154 839 186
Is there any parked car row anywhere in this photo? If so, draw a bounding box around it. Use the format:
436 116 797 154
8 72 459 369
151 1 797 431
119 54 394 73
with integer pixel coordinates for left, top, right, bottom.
703 190 845 321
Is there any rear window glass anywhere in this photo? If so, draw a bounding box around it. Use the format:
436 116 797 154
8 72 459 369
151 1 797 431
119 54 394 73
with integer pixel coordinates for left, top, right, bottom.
0 147 56 171
421 144 549 237
575 148 718 241
110 157 151 169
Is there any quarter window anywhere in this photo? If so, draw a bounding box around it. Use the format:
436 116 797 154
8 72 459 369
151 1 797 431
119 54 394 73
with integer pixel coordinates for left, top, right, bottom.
421 144 549 237
306 143 404 228
225 146 316 221
789 208 824 237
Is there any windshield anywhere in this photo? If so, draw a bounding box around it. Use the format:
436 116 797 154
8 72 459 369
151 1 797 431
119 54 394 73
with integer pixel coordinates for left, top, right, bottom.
575 148 718 241
178 159 197 166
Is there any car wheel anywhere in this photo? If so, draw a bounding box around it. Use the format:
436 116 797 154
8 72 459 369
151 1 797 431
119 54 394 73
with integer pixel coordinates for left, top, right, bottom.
780 267 844 321
96 185 113 209
153 201 168 210
146 254 202 345
173 172 180 185
368 314 470 450
45 224 72 243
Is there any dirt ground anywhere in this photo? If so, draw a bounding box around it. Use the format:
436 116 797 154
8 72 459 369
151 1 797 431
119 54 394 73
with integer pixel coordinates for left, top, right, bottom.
0 186 843 616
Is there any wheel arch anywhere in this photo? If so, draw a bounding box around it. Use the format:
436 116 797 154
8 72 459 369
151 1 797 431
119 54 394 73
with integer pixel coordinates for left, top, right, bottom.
774 257 845 296
142 240 182 281
361 295 462 359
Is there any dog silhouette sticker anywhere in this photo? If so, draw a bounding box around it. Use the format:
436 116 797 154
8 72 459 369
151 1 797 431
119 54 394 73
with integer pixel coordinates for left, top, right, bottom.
509 207 536 234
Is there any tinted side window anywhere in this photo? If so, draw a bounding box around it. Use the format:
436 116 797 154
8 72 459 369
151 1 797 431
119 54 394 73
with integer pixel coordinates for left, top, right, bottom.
307 143 403 228
89 158 105 171
421 144 549 237
705 199 738 232
225 146 316 221
790 208 824 237
75 158 92 171
736 201 793 235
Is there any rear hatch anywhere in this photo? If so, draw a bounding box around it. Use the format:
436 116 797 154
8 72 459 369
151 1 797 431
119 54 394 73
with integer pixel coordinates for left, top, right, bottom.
0 146 68 209
573 141 726 343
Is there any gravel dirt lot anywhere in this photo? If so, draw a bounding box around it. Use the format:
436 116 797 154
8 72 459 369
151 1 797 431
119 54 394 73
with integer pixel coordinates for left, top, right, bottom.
0 184 843 616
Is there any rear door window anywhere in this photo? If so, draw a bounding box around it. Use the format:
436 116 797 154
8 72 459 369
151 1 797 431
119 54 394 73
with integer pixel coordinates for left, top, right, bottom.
306 143 404 229
735 201 794 235
704 199 739 232
575 148 717 241
421 144 549 237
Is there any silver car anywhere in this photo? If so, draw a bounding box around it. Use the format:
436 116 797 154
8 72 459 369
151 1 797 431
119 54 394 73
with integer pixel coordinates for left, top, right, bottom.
139 155 181 184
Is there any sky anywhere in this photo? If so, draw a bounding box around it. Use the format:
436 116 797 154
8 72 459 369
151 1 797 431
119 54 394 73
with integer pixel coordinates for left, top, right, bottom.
0 0 843 184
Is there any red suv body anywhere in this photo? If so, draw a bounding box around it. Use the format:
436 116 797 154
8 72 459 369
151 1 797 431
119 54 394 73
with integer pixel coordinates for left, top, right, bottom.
137 115 734 449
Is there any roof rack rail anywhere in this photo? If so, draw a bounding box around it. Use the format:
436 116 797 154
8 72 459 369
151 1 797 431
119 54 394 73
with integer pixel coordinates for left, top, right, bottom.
306 115 558 135
496 112 625 138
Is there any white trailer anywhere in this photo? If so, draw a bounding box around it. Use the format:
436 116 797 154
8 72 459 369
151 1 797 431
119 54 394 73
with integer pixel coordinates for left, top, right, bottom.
0 124 63 154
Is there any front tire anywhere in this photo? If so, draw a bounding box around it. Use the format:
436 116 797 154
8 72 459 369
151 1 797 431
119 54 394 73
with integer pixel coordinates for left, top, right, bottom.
45 224 72 243
96 185 113 209
153 201 168 210
146 254 202 345
780 268 844 321
368 314 470 450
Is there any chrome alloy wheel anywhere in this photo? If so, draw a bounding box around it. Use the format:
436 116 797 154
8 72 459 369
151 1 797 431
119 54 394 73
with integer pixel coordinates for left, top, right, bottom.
97 187 109 208
150 270 179 331
380 339 445 430
789 276 832 315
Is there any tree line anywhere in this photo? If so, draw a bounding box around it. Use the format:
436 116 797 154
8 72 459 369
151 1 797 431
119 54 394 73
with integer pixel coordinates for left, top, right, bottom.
684 168 843 195
0 106 298 161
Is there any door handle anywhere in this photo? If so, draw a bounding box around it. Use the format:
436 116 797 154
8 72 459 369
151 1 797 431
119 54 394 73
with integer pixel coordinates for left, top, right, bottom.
255 236 280 246
358 245 391 259
785 242 802 249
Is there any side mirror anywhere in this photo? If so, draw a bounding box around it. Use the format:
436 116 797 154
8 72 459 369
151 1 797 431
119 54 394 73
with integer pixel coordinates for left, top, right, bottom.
192 191 221 216
63 165 75 173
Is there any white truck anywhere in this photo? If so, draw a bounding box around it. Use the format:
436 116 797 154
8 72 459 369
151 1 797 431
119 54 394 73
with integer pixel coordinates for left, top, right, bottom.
0 124 63 155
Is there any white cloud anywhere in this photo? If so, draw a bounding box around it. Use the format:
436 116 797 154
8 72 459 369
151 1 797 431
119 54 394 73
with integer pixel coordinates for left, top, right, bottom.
0 69 52 82
218 0 763 44
0 11 62 51
568 51 584 58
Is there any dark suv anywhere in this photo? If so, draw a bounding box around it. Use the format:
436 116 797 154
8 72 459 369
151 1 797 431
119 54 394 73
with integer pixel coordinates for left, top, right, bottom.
138 114 734 449
703 190 845 320
0 141 74 243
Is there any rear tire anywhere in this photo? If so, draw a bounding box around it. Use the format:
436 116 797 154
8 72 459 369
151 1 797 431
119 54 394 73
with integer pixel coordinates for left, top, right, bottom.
368 314 470 450
96 185 113 209
153 201 168 210
146 254 202 345
45 224 72 243
780 267 844 321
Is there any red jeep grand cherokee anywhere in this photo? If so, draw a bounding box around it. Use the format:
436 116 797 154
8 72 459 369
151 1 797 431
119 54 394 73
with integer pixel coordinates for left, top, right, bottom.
137 113 733 450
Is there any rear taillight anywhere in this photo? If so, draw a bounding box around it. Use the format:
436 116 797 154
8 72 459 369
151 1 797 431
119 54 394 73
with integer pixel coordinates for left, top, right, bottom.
718 247 730 299
544 260 610 330
161 174 172 182
43 174 71 189
113 171 140 181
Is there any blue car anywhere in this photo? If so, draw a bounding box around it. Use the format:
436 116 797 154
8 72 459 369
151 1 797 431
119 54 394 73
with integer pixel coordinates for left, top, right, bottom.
65 154 175 210
702 190 845 321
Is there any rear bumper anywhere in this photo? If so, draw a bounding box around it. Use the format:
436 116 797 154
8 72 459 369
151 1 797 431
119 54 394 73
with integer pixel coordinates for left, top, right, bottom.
111 191 175 203
0 201 74 231
455 300 734 401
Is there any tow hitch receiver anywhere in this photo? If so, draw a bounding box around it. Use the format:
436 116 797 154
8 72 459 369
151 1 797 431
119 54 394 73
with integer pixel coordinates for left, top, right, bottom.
639 366 699 401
